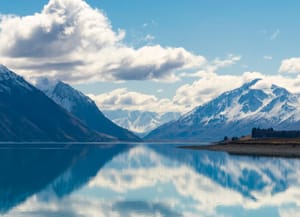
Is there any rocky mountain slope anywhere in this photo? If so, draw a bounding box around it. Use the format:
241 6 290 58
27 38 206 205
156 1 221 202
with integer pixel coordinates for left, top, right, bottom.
39 80 141 142
0 65 114 142
146 79 300 141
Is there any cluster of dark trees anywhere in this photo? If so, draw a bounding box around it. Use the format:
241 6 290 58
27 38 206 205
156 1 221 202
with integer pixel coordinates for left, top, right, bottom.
223 136 239 141
252 128 300 138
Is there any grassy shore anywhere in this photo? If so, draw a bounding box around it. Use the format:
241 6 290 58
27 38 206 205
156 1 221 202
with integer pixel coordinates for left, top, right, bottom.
181 138 300 158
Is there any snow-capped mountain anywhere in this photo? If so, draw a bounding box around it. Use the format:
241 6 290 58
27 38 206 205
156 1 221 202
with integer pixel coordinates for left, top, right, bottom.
38 79 141 142
0 64 113 142
146 79 300 141
0 65 33 92
103 110 181 136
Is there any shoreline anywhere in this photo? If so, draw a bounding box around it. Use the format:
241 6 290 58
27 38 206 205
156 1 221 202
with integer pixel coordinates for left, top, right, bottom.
180 139 300 158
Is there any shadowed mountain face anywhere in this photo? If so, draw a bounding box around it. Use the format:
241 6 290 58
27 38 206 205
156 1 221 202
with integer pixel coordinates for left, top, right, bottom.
146 79 300 141
40 80 141 142
0 65 114 142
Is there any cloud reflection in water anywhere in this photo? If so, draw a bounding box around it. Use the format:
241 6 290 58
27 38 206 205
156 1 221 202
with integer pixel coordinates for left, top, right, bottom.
3 144 300 217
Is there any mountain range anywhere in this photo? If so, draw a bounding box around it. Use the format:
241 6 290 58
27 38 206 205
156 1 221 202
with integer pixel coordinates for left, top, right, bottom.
0 65 140 142
103 109 181 137
145 79 300 141
2 63 300 142
0 65 109 142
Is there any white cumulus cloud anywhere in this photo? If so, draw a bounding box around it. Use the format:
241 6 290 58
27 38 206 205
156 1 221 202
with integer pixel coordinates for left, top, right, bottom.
88 88 182 113
89 71 300 114
279 57 300 73
180 54 241 77
0 0 206 83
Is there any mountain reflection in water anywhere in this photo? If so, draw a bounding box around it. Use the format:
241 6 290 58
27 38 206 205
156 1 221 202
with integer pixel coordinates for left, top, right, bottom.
1 143 300 217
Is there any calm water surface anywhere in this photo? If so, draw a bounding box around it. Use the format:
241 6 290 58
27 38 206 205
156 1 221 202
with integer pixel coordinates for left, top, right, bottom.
1 143 300 217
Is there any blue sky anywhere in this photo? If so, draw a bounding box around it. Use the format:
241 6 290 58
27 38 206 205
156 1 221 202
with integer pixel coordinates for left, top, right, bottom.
1 0 300 112
2 0 300 67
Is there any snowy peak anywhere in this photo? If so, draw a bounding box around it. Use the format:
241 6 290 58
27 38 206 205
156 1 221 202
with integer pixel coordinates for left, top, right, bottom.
52 82 87 110
53 81 89 102
237 78 261 91
0 64 21 81
0 64 9 72
41 80 94 112
146 79 300 141
0 64 33 92
35 77 58 93
186 79 296 124
39 80 141 142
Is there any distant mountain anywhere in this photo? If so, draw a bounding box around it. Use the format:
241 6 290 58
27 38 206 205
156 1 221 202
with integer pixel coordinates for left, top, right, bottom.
103 109 181 136
0 65 113 142
39 80 141 142
146 79 300 141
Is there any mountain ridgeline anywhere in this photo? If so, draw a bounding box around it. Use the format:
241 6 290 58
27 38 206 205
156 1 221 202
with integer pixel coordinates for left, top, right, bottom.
145 79 300 141
0 65 113 142
39 80 141 142
2 63 300 143
0 65 140 142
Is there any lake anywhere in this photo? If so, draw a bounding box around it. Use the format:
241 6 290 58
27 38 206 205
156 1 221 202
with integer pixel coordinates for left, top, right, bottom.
1 143 300 217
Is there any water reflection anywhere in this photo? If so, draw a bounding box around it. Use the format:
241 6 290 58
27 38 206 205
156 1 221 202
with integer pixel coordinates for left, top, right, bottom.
1 143 300 217
0 143 130 214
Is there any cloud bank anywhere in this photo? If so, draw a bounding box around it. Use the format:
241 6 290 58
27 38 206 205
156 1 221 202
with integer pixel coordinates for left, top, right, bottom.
0 0 205 83
90 71 300 113
88 88 177 113
2 0 300 115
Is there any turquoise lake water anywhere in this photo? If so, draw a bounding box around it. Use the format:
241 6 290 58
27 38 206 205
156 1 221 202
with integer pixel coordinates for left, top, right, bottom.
1 143 300 217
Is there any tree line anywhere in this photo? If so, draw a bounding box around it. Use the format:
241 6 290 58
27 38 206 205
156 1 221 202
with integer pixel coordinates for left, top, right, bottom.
252 128 300 138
